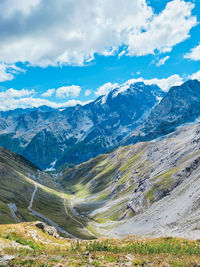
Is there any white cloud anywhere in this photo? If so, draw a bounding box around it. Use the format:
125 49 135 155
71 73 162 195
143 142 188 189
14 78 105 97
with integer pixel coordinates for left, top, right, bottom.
124 74 183 92
0 88 89 111
190 70 200 81
56 85 81 98
118 50 126 59
101 47 118 57
0 85 91 110
0 88 35 98
184 43 200 61
143 75 183 91
95 74 184 97
0 0 41 17
41 88 55 97
0 98 90 111
0 0 196 67
156 56 170 66
85 89 91 96
95 82 119 96
127 0 197 56
0 63 25 82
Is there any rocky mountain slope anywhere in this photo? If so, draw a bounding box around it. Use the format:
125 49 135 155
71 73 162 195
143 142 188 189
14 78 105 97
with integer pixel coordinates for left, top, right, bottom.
123 79 200 145
0 82 164 169
58 121 200 240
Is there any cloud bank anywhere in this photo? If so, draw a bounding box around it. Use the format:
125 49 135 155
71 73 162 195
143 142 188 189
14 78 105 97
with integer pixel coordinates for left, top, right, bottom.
0 0 196 69
0 71 199 111
0 87 89 111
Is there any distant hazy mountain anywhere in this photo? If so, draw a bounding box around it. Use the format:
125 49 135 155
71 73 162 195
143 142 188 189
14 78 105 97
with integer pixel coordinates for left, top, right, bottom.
123 79 200 145
0 82 164 169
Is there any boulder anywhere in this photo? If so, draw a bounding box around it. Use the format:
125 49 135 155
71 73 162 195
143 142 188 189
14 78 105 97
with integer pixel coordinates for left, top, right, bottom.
34 221 46 231
45 226 59 238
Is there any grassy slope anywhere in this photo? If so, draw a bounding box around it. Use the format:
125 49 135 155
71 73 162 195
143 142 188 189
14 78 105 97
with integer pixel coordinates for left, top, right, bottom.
0 147 39 223
58 142 168 224
0 147 93 239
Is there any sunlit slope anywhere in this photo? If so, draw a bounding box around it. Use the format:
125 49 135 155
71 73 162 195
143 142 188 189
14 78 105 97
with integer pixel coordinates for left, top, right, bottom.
0 147 39 223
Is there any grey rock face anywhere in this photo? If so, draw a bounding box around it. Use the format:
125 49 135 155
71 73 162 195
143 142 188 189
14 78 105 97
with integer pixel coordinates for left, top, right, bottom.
123 79 200 145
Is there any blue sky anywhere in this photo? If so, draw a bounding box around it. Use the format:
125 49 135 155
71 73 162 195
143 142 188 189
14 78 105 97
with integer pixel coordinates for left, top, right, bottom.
0 0 199 110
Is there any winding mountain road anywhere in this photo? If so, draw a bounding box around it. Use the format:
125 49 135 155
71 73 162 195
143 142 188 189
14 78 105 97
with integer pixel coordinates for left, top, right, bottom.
28 182 75 238
62 193 96 238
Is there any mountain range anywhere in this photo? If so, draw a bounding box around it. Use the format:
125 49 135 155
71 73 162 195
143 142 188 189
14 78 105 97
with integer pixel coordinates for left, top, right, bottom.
1 79 200 171
0 82 165 169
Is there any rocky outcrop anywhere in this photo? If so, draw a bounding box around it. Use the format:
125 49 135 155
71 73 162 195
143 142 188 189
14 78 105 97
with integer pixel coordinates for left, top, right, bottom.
34 221 59 238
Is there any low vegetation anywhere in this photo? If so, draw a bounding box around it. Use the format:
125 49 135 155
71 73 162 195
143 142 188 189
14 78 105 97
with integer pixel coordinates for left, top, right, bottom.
0 223 199 266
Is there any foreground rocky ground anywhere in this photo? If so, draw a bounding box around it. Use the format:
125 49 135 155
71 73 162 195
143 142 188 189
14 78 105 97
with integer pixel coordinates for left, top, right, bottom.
0 222 199 266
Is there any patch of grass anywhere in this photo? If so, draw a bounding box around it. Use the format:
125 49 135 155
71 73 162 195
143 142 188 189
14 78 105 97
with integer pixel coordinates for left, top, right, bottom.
120 151 143 173
103 254 118 262
146 188 155 203
151 167 179 184
145 181 172 203
3 232 42 250
86 238 200 256
92 198 128 223
118 146 129 160
145 167 180 203
13 259 35 266
91 191 110 202
90 163 120 193
116 172 130 186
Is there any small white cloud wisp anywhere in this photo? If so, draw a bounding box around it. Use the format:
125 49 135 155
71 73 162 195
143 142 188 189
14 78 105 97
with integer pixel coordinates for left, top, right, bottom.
56 85 81 98
185 43 200 61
